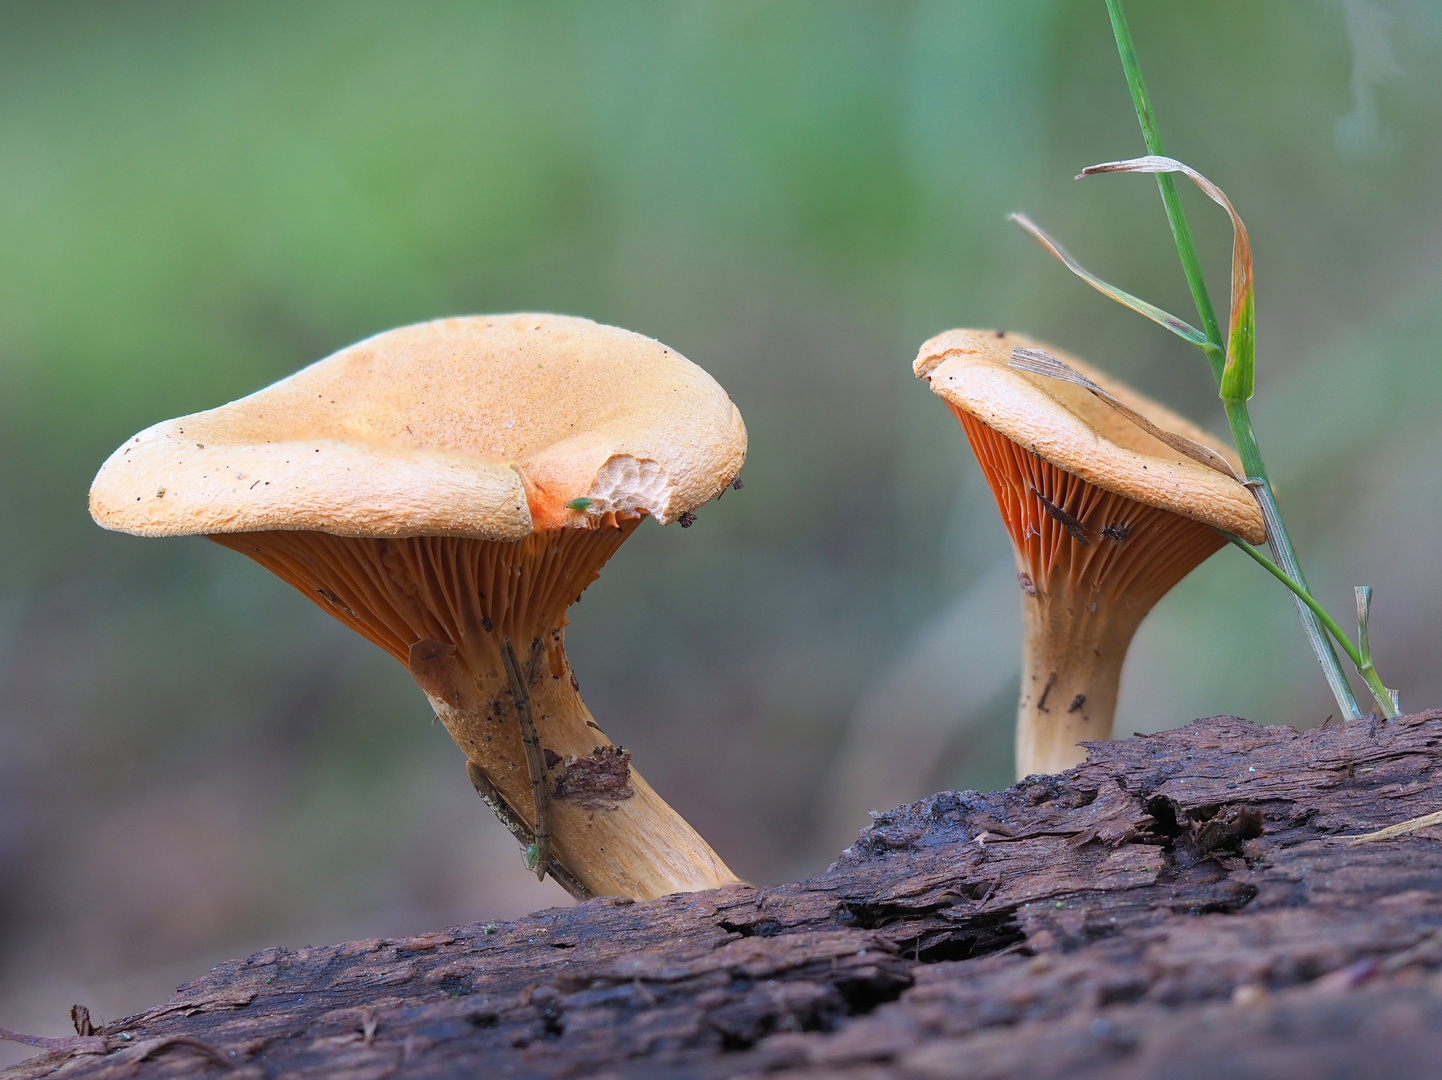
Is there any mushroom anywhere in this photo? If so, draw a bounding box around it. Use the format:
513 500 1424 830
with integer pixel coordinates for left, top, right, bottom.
90 313 745 901
914 329 1265 777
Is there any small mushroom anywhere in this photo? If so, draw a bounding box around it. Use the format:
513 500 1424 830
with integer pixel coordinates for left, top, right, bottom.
915 329 1265 777
90 313 746 900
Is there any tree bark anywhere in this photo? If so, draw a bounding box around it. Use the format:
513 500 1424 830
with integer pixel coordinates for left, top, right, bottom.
6 711 1442 1079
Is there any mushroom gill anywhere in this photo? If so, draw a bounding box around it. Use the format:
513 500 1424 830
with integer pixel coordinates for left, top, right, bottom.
215 523 632 675
212 518 736 901
954 407 1227 775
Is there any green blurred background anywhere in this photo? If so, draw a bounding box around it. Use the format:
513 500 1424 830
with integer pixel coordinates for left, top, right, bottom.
2 0 1440 1051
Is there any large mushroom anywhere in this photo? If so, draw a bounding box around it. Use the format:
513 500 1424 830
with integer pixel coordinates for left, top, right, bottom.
915 329 1265 777
90 313 745 901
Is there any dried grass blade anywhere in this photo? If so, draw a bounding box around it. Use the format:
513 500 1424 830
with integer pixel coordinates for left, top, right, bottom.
1348 809 1442 846
1008 212 1209 348
466 762 591 900
501 638 550 882
1078 155 1254 400
1009 346 1240 480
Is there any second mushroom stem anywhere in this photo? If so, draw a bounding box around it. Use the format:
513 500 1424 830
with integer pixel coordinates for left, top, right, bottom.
500 638 551 881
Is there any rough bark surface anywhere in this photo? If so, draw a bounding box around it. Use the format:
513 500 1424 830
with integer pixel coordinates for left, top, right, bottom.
6 713 1442 1079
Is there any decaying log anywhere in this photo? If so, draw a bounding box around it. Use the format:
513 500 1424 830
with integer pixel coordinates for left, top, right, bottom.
5 712 1442 1079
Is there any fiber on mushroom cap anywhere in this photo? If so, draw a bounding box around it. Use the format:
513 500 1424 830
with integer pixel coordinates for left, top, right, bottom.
91 314 746 900
915 329 1265 777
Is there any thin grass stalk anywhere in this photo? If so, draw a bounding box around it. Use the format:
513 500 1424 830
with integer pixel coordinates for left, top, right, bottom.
1104 0 1224 370
1223 534 1394 716
1104 0 1367 720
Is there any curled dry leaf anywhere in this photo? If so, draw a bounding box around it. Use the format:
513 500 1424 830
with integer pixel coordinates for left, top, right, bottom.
1078 155 1255 400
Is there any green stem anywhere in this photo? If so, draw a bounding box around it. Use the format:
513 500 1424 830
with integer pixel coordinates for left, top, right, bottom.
1223 535 1397 718
1221 397 1264 478
1239 470 1363 719
1105 0 1224 375
1105 0 1366 720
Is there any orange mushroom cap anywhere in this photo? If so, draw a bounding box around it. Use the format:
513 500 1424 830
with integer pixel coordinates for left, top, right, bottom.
916 328 1265 776
90 313 747 539
916 329 1264 545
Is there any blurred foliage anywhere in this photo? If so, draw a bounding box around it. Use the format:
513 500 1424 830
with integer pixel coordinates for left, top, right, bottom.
2 0 1441 1050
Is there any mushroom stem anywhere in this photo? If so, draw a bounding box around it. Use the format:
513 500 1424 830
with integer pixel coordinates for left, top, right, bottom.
214 525 740 901
424 641 737 899
1016 579 1138 776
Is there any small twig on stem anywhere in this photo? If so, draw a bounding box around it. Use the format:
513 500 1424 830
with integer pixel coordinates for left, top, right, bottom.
466 760 591 900
501 638 551 880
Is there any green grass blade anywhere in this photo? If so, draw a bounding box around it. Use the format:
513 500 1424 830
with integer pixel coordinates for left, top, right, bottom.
1221 285 1255 401
1225 531 1394 718
1223 532 1363 671
1102 0 1370 721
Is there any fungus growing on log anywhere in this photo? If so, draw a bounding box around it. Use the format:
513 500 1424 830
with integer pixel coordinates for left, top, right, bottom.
915 328 1265 777
89 313 745 901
